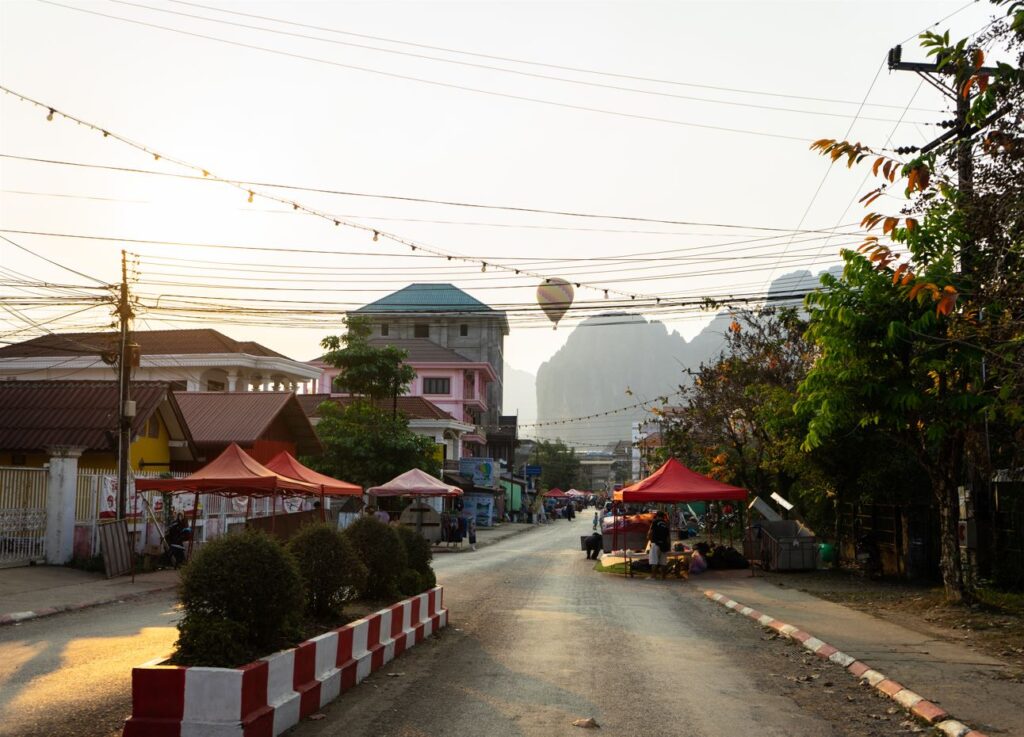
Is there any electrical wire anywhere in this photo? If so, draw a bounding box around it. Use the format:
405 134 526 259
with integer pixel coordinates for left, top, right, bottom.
37 0 833 144
108 0 930 126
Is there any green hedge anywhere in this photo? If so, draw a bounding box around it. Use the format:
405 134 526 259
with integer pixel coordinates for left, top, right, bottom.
289 523 368 618
343 516 407 599
173 529 304 667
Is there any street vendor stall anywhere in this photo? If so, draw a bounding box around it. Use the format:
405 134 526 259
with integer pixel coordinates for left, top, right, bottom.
135 443 319 558
265 451 362 520
607 458 748 577
368 469 463 542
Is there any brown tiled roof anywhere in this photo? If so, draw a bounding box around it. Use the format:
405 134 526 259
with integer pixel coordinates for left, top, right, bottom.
173 391 322 455
367 339 470 363
0 381 172 452
0 329 291 360
298 394 457 422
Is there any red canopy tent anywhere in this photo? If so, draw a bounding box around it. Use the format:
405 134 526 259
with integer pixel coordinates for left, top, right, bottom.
135 444 319 555
367 469 463 498
135 443 317 496
613 458 747 503
264 451 362 521
543 487 568 499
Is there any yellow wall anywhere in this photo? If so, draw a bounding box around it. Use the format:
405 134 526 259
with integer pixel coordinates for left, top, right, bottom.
1 413 172 472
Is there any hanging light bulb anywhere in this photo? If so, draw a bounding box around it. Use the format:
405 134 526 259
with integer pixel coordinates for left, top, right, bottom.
293 203 299 210
481 262 487 272
247 191 254 203
46 108 54 121
333 220 340 226
603 290 609 299
373 231 379 242
410 245 416 251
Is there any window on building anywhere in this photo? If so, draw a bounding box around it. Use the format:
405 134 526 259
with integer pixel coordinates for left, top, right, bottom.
381 323 390 336
422 377 450 395
414 323 429 338
207 380 226 391
459 323 469 337
147 415 160 438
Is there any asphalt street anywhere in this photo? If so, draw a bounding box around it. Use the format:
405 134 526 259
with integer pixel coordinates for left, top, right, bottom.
0 592 180 737
294 519 920 737
0 518 921 737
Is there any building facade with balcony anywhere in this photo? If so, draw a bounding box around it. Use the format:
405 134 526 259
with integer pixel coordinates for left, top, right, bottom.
0 329 321 393
308 338 496 458
349 284 509 428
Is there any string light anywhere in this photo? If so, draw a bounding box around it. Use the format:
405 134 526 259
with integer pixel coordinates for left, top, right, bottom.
481 262 487 272
0 85 658 303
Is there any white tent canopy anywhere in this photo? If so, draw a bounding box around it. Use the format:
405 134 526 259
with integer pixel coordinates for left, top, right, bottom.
367 468 463 498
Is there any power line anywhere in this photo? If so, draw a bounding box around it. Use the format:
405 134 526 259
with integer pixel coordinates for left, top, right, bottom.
36 0 862 145
108 0 929 126
169 0 943 113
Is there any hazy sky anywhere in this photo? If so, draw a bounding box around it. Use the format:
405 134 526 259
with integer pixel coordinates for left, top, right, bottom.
0 0 1000 377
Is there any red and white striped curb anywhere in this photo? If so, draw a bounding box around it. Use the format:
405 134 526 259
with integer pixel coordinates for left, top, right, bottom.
123 586 447 737
703 590 989 737
0 584 178 627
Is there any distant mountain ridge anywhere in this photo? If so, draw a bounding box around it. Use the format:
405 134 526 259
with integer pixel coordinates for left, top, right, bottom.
533 270 832 446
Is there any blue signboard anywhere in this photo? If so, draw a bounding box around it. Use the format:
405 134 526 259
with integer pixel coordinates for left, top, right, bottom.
525 465 542 477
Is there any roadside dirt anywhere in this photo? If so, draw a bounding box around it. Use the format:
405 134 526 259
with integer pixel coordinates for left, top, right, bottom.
760 569 1024 683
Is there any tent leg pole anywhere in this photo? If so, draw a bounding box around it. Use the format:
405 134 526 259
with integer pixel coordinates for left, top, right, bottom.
187 491 199 562
321 490 326 522
272 491 278 534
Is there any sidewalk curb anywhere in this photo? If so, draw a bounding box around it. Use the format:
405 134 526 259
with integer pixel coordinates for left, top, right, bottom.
0 583 178 627
702 589 990 737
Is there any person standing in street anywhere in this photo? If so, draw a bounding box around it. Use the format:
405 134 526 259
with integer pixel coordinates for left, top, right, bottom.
647 511 671 580
592 510 599 531
468 517 478 550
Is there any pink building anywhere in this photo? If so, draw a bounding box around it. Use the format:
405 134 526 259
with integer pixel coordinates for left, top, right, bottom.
308 339 496 458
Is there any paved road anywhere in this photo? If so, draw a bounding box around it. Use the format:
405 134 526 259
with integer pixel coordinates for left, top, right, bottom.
0 593 180 737
0 519 921 737
294 519 919 737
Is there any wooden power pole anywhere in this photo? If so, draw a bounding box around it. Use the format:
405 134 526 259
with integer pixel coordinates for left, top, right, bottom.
116 250 135 520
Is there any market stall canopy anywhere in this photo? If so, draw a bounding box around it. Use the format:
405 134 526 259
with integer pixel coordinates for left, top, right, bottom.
565 489 586 498
134 443 318 497
265 452 362 497
368 468 463 497
613 458 747 503
543 488 568 498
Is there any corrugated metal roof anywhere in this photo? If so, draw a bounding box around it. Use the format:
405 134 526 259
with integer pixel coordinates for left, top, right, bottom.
0 329 292 360
0 381 171 452
354 284 495 313
298 394 457 421
173 391 322 455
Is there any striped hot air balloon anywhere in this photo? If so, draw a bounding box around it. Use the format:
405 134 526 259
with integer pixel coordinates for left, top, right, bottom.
537 278 574 329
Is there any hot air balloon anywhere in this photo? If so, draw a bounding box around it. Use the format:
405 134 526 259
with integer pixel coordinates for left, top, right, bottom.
537 278 574 329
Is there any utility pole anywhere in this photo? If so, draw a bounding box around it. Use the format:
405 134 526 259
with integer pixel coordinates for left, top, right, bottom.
116 250 135 520
887 45 1005 277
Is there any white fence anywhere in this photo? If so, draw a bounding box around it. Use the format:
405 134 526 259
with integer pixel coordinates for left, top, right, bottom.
0 466 48 567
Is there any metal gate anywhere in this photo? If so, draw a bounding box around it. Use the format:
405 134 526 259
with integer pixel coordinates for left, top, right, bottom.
0 467 48 567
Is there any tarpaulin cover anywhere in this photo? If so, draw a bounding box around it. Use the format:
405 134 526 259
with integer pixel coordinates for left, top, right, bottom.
265 452 362 497
543 487 568 498
134 443 318 497
368 468 463 497
613 458 747 502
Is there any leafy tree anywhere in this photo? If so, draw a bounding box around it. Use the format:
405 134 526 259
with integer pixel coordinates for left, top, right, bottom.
320 316 416 412
312 315 438 486
799 3 1024 601
311 400 438 488
534 439 581 490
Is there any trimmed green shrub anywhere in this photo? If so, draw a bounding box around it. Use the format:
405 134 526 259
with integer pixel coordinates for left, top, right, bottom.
397 568 423 597
173 529 304 667
288 523 368 618
418 567 437 592
343 516 407 600
395 524 433 574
